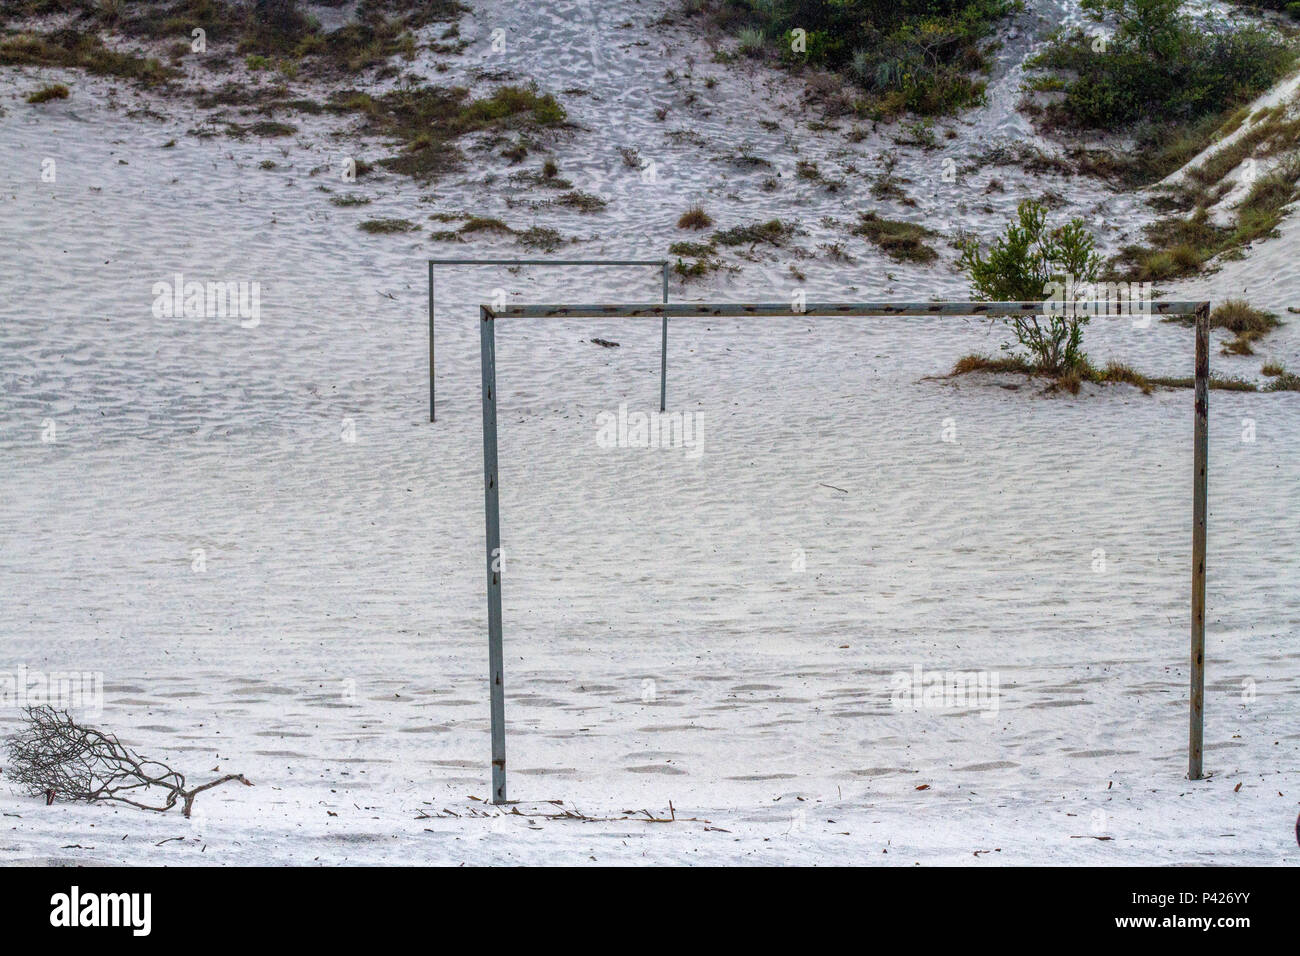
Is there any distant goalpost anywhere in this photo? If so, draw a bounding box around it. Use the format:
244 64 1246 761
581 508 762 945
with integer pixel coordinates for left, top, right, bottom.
475 299 1213 804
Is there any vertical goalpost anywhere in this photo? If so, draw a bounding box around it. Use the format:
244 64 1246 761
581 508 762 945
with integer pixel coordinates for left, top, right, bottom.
477 300 1212 804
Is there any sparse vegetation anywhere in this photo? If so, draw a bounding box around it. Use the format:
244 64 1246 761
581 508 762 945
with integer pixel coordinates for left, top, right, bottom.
670 240 723 278
459 216 513 234
49 0 470 79
870 155 914 205
678 205 714 229
950 354 1263 393
1263 365 1300 390
226 120 297 138
1201 299 1282 355
26 83 69 104
0 31 176 86
550 190 607 212
359 218 418 234
950 353 1036 376
712 219 793 246
690 0 1013 118
1026 0 1296 185
0 4 555 185
331 84 567 181
515 226 565 251
852 212 937 262
1117 155 1300 280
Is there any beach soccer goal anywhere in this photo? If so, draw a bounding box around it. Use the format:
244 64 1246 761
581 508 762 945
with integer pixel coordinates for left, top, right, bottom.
474 299 1213 804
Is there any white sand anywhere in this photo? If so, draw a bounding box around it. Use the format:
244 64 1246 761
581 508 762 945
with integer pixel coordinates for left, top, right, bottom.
0 0 1297 864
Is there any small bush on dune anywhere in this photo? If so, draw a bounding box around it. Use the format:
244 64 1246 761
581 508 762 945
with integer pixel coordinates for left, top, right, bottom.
736 27 765 56
1232 0 1300 18
958 200 1102 375
1026 0 1295 192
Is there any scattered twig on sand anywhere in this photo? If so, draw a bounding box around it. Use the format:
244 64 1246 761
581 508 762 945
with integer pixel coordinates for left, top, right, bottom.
819 482 849 494
417 798 708 825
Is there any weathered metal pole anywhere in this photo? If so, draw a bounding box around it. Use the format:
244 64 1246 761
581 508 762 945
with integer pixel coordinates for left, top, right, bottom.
480 306 507 803
1189 301 1209 780
660 262 669 412
436 264 441 424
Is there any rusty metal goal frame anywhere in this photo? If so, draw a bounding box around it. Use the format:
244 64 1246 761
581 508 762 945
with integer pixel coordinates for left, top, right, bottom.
476 299 1212 804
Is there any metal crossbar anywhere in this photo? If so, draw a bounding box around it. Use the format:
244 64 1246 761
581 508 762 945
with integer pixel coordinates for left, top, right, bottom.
488 300 1209 318
477 299 1212 804
426 259 669 421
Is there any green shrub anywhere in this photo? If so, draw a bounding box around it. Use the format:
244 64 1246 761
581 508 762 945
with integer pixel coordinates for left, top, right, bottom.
1030 0 1293 130
958 200 1102 373
700 0 1011 116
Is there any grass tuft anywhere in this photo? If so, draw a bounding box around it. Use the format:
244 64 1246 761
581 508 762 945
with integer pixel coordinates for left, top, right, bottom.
712 219 792 246
852 213 937 263
677 205 713 230
359 218 418 234
26 83 69 104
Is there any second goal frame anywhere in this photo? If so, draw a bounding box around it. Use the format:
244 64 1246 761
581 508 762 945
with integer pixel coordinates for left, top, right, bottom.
477 299 1213 804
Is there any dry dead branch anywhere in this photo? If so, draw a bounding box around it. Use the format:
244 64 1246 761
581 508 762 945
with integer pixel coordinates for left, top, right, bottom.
3 706 251 817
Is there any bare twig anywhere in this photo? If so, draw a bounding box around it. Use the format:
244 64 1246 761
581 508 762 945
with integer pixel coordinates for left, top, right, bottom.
418 799 707 825
3 706 252 817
